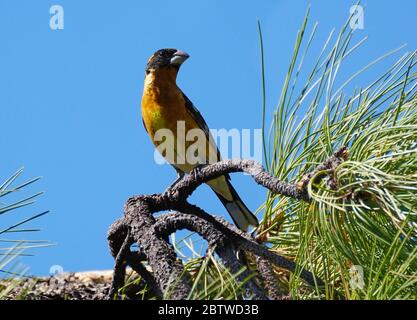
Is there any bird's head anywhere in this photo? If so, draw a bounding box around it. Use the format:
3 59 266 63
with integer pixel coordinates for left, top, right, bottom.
145 48 190 75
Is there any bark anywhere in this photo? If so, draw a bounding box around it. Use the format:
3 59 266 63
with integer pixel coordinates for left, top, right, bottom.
107 147 348 300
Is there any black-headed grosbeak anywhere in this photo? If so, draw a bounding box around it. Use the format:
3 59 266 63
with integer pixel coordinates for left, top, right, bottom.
141 48 258 231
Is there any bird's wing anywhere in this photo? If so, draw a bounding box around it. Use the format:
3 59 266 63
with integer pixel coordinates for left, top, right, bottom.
181 90 230 180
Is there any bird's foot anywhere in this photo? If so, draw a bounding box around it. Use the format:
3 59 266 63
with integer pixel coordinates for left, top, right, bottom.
165 171 185 193
190 164 206 181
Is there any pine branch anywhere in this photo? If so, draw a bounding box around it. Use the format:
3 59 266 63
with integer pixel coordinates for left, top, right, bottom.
107 147 348 300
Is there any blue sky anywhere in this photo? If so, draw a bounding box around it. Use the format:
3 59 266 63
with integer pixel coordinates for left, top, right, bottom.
1 0 417 275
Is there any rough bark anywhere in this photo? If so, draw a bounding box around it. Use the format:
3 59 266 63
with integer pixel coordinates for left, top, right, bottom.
107 147 348 300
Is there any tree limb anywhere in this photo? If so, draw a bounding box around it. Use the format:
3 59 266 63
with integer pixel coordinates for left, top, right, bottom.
107 147 348 300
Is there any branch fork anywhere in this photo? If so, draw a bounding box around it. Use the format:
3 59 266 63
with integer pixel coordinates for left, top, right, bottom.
107 147 348 300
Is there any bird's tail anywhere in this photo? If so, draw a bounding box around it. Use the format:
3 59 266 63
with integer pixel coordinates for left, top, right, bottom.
213 181 258 232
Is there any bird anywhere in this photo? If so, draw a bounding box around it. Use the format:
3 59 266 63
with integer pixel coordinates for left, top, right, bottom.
141 48 258 231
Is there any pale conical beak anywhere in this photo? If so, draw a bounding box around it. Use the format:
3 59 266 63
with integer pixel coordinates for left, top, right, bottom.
170 50 190 66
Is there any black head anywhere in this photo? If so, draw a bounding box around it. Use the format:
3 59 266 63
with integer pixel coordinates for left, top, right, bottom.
146 48 190 74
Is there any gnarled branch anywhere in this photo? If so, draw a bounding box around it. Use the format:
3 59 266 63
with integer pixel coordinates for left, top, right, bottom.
107 147 348 300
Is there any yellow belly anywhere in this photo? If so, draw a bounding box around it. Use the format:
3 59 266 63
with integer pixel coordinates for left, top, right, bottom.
141 71 233 201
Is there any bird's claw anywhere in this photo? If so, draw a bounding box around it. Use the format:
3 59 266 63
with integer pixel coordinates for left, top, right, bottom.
165 171 185 193
190 164 205 181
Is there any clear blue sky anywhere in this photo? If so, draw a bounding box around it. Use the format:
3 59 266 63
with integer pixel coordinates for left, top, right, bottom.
1 0 416 275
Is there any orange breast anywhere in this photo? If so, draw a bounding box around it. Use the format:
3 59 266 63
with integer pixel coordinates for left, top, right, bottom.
141 70 189 138
141 69 203 141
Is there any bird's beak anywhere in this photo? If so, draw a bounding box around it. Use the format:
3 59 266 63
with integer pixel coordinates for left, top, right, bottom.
170 50 190 66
